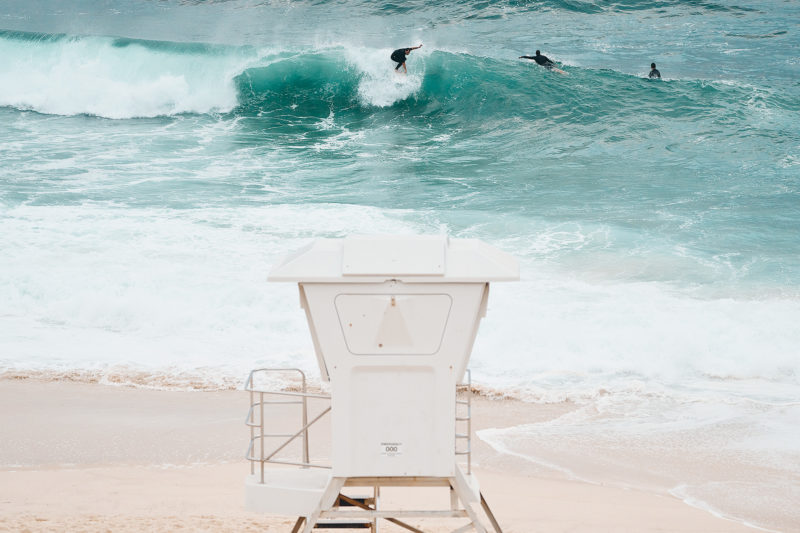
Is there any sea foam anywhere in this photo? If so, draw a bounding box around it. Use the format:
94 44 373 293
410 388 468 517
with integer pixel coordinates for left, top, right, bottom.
0 33 251 118
342 46 423 107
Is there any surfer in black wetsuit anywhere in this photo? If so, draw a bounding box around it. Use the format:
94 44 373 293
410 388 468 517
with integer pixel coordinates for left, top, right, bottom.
649 63 661 79
519 50 556 69
391 44 423 73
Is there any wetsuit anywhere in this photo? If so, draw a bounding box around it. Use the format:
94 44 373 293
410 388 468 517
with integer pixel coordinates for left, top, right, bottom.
520 53 555 69
391 48 410 70
649 68 661 79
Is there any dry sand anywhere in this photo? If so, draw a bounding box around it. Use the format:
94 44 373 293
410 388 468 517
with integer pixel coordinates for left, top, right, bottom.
0 380 756 532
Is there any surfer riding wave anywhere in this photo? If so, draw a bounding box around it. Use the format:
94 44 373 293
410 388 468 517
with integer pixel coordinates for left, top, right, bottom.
390 44 422 73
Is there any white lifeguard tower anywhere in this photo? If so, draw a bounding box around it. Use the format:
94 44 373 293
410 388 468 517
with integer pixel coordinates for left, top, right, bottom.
245 235 518 532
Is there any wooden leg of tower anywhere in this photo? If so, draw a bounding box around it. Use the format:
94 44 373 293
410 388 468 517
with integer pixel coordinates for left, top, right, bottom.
372 484 380 533
291 517 305 533
480 492 504 533
449 479 487 533
300 477 346 533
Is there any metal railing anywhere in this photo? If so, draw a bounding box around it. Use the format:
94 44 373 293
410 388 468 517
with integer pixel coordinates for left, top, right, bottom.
245 367 474 481
455 369 472 475
245 368 332 483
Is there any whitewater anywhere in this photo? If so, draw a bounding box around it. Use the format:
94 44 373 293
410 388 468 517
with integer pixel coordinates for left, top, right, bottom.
1 0 799 530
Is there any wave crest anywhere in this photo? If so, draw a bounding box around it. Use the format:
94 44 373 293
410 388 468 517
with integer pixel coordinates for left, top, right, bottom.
1 30 791 128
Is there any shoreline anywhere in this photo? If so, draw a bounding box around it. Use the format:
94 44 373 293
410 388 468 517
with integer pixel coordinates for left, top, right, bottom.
0 380 763 532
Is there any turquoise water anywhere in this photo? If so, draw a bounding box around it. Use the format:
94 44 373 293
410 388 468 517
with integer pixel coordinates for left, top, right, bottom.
1 1 799 529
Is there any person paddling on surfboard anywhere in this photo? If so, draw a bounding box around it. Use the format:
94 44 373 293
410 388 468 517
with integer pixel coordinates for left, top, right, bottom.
520 50 567 75
520 50 558 69
391 44 422 74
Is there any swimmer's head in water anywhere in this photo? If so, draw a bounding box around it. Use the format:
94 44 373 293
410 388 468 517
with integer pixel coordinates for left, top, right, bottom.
651 63 656 69
536 50 541 56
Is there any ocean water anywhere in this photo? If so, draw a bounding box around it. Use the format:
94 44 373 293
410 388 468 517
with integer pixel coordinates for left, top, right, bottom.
1 0 799 529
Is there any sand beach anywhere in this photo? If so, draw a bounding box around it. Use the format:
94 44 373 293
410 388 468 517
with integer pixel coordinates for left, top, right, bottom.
0 379 759 532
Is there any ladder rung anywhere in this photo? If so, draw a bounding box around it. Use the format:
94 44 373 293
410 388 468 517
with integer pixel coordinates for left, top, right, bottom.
315 520 371 529
252 400 304 405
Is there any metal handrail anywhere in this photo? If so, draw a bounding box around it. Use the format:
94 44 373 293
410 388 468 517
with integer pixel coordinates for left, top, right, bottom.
245 438 332 470
245 367 474 481
263 406 331 462
245 368 332 482
455 369 472 475
245 389 331 400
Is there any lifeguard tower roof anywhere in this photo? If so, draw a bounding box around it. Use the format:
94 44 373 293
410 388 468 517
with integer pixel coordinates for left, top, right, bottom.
269 235 519 283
